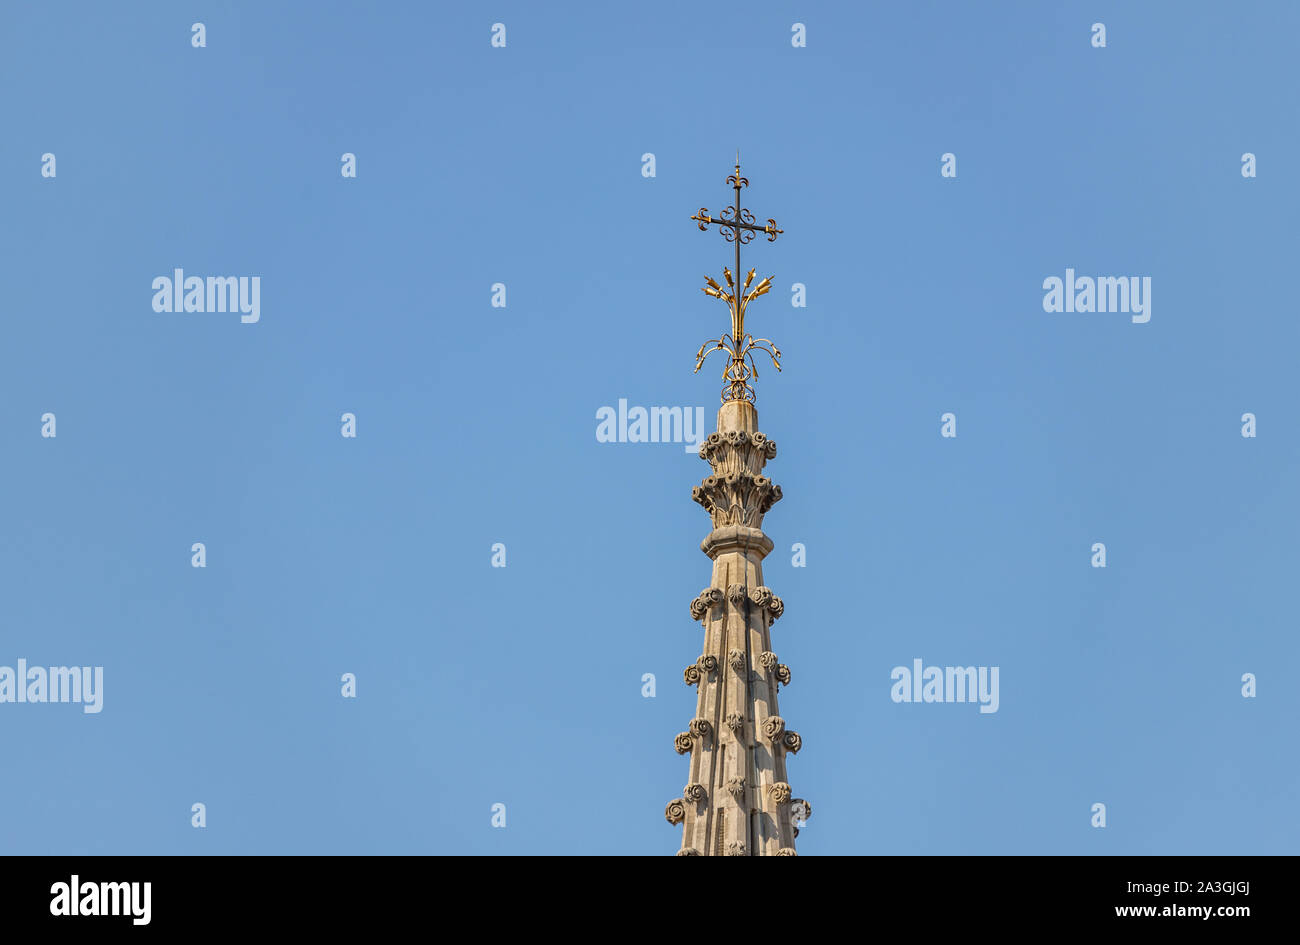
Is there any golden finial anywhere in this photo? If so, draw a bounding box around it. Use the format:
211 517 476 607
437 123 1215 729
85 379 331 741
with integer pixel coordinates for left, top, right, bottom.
688 159 784 404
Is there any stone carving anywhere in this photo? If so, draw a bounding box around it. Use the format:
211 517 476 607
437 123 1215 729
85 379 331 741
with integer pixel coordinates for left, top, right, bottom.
683 664 701 686
776 848 798 856
758 650 778 670
683 783 707 803
725 777 746 801
768 781 792 804
689 587 724 621
725 712 744 736
665 799 686 825
775 664 791 686
692 425 784 532
748 586 784 621
689 717 712 739
761 715 786 741
728 648 746 673
726 583 747 606
677 847 701 856
725 842 748 856
693 472 782 529
673 732 693 755
697 654 718 674
782 730 802 754
698 430 778 467
790 799 812 826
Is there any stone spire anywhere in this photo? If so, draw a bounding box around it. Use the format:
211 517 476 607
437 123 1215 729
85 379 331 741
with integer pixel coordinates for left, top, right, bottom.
667 163 808 855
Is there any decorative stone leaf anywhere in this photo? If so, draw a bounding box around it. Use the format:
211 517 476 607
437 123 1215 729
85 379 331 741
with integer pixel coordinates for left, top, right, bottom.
762 715 786 741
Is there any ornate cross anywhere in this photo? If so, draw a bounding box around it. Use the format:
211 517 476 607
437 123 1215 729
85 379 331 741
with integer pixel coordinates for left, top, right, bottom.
690 155 784 404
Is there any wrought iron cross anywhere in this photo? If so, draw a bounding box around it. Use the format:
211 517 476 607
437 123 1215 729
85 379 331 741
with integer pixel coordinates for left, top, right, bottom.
690 155 784 404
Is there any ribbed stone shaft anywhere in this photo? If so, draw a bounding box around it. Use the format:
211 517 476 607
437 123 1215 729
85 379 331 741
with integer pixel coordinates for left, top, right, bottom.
670 400 803 856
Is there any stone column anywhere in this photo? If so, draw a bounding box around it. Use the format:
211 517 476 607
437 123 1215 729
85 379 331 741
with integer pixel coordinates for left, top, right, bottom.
667 401 806 856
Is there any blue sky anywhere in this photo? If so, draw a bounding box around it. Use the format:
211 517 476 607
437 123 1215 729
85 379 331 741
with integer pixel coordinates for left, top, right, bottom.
1 0 1296 855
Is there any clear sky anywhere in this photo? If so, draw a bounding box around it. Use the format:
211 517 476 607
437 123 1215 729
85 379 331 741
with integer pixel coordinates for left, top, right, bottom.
1 1 1296 855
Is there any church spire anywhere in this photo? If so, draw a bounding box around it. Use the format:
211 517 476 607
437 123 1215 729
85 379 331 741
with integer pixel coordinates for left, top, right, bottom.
667 163 808 855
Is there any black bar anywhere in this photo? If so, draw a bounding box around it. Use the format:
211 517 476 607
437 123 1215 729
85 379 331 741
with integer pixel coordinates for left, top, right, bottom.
0 855 1273 932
